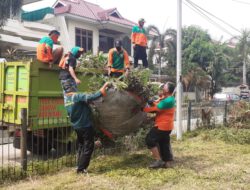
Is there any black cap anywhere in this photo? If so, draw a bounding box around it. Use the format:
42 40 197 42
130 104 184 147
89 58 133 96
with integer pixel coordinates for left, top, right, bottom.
49 30 60 36
63 82 77 93
115 40 122 48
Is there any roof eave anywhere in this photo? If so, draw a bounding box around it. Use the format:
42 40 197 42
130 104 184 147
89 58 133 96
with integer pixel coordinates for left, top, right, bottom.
64 14 99 25
102 20 133 30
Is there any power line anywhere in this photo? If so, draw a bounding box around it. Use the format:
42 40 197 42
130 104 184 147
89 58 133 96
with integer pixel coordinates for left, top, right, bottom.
186 0 242 34
232 0 250 5
183 1 234 37
183 1 235 37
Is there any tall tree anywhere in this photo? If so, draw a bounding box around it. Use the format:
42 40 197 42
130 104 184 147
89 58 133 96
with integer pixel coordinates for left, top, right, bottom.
236 29 250 84
182 26 213 70
146 25 176 75
0 0 23 27
207 43 231 96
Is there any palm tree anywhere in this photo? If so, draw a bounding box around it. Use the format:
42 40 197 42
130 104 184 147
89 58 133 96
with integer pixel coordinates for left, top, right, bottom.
207 43 231 96
0 0 23 27
237 29 250 84
146 25 177 76
182 63 211 101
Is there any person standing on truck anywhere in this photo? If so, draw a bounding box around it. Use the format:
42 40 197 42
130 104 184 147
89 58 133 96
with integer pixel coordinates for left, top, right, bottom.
107 40 130 78
131 18 148 68
37 30 63 67
143 82 176 169
59 46 84 94
63 82 110 174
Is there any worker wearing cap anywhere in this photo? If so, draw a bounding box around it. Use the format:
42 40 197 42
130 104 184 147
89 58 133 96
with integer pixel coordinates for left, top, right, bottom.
59 46 84 94
37 30 63 67
131 18 148 68
107 40 130 78
143 82 176 169
62 82 110 174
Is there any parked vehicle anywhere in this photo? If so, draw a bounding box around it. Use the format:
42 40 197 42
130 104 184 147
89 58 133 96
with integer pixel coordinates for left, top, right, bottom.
239 84 250 100
0 61 90 154
212 93 240 106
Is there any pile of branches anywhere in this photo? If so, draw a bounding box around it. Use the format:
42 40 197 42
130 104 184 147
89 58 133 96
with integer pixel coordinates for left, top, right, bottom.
78 52 107 73
228 101 250 129
78 53 157 103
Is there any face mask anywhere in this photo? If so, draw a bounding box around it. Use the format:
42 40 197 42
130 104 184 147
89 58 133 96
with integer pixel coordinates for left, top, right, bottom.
139 22 144 27
116 47 121 52
51 34 59 43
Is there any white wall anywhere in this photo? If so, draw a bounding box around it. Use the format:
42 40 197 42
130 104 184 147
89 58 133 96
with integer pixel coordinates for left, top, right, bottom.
67 19 99 54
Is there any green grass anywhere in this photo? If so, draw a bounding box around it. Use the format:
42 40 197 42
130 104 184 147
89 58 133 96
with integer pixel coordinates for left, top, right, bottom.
1 127 250 190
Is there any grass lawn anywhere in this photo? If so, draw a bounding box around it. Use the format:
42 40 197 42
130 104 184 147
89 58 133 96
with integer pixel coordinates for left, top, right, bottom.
1 127 250 190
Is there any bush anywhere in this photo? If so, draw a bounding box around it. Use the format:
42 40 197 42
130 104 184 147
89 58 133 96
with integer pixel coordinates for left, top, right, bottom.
190 127 250 145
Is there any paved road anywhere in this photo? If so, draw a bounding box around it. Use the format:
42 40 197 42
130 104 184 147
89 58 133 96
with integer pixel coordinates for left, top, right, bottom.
0 130 28 166
0 130 13 145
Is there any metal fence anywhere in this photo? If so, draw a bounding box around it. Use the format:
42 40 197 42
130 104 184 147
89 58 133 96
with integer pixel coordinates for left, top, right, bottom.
0 101 235 182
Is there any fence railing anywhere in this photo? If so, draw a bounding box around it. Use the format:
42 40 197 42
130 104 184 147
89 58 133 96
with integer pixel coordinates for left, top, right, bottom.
0 100 236 182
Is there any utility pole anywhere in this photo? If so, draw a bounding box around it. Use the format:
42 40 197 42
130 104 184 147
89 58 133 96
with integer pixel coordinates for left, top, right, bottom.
176 0 183 140
243 51 247 84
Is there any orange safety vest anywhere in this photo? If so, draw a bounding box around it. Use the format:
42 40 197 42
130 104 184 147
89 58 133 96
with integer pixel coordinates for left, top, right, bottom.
144 96 175 131
37 36 54 63
58 53 70 69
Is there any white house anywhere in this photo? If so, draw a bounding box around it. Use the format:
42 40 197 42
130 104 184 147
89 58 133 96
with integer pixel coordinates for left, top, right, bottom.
0 1 55 57
0 0 135 58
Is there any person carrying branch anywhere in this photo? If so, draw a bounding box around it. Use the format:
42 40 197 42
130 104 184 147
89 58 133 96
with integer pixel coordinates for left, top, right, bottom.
143 82 176 169
59 46 84 94
63 82 111 174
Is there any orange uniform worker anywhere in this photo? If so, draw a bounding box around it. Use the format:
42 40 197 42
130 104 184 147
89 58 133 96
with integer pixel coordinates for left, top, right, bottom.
59 47 84 95
144 82 176 169
37 30 63 67
131 18 148 68
107 40 130 78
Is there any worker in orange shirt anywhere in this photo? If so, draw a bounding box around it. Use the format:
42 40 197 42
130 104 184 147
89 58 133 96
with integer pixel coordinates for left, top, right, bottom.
37 30 63 67
107 40 130 78
131 18 148 68
143 82 176 168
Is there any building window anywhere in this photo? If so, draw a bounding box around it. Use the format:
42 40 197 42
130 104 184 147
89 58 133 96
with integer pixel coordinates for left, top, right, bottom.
75 28 93 52
99 35 114 53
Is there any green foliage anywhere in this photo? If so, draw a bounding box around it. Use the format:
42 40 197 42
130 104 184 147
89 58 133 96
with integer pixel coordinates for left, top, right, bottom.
78 51 107 70
235 29 250 85
181 25 237 95
182 25 211 50
200 127 250 145
114 125 152 151
2 127 250 189
146 25 177 74
78 54 153 102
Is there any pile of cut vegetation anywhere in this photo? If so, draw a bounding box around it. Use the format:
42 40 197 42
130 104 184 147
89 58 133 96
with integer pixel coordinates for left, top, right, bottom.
228 101 250 129
77 53 159 137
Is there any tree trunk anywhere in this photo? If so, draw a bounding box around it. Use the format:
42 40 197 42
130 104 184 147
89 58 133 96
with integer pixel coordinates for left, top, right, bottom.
158 55 161 81
243 59 247 84
195 86 201 102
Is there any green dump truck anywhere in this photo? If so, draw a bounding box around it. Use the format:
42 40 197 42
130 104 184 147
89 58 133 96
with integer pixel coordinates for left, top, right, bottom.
0 61 89 154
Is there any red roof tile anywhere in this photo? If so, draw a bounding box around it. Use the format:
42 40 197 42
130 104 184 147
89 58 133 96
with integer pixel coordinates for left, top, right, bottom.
54 0 136 27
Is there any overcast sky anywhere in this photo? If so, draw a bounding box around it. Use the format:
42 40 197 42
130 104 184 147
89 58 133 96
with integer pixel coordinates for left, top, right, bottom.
23 0 250 41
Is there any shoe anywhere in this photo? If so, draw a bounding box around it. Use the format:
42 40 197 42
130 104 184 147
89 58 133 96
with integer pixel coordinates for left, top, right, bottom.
76 169 88 174
164 161 174 168
149 160 165 169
